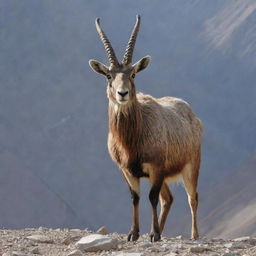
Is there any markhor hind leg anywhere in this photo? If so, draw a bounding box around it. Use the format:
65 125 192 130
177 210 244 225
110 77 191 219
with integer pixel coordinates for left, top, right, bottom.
188 191 199 239
182 163 199 239
158 182 173 234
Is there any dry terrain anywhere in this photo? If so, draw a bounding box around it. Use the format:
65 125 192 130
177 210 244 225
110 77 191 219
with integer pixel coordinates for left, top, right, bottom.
0 227 256 256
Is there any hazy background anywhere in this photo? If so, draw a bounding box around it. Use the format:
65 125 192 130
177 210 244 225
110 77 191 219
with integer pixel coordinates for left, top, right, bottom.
0 0 255 238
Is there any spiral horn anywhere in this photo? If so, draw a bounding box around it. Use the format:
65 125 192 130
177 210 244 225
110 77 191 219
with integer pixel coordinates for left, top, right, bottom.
122 15 141 65
95 18 119 66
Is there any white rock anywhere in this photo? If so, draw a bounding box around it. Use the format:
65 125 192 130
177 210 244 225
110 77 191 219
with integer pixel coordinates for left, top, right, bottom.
2 253 12 256
117 244 123 249
224 243 234 248
67 249 83 256
75 234 118 252
233 236 250 242
38 226 48 231
97 226 109 235
26 234 53 243
165 253 178 256
224 242 246 249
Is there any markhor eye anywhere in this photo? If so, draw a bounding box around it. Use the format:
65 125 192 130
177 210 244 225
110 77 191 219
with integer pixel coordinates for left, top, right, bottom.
131 73 135 79
106 74 112 80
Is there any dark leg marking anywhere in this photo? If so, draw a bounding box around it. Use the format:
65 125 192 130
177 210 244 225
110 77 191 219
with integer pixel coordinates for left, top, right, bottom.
130 188 139 205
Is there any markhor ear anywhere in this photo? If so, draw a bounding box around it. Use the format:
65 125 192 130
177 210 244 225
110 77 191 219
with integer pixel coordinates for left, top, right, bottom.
133 56 151 74
89 59 109 76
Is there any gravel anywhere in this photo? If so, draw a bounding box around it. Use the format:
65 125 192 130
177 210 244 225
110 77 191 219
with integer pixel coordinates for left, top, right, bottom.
0 228 255 256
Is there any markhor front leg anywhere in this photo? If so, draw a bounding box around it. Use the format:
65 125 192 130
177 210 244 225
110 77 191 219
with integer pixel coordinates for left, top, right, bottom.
127 188 140 241
148 171 164 242
122 170 140 242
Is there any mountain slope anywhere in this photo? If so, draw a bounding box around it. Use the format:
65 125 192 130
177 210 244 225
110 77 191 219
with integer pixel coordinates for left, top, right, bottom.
0 150 80 228
201 156 256 238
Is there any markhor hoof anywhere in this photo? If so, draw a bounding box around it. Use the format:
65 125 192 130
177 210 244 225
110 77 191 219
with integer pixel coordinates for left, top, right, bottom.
191 234 199 240
127 230 139 241
150 232 161 242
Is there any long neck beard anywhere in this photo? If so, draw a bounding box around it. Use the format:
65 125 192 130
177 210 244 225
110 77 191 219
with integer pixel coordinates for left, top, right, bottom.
108 99 142 157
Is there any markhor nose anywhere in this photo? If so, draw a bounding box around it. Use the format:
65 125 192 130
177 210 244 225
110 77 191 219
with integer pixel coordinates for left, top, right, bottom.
118 91 128 97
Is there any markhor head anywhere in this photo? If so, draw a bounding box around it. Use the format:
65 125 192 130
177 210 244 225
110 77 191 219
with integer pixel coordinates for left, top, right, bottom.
89 15 151 105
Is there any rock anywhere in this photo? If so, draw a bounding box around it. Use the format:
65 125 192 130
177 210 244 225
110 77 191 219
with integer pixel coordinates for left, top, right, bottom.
225 243 234 248
113 253 144 256
12 252 28 256
174 243 183 249
31 247 40 254
233 236 251 242
222 253 241 256
26 234 53 244
70 229 81 232
117 244 124 249
2 253 12 256
62 235 81 245
75 234 118 252
38 227 48 231
163 243 183 250
137 241 152 248
165 253 178 256
175 235 183 239
233 237 256 246
189 246 209 253
67 249 83 256
160 243 173 250
26 240 36 247
224 242 247 249
211 238 225 242
145 247 162 252
96 226 109 235
248 238 256 245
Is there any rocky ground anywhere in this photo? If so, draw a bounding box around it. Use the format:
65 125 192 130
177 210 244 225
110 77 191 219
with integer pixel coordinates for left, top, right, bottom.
0 227 256 256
